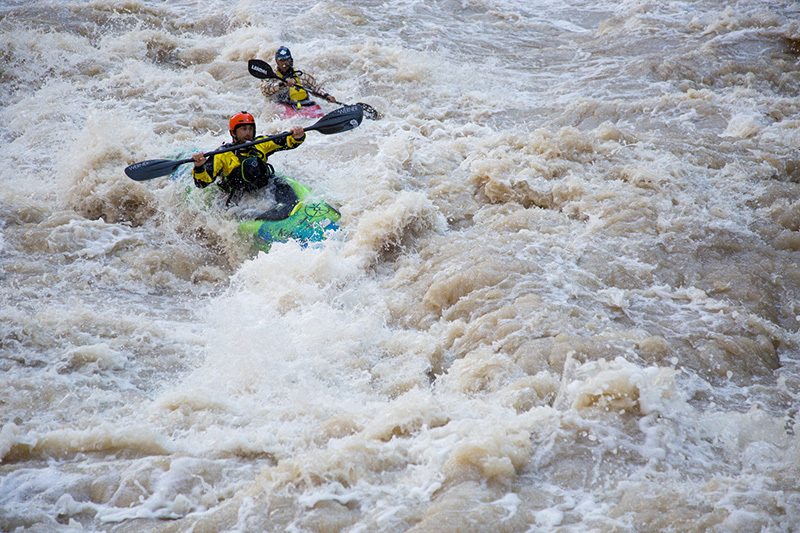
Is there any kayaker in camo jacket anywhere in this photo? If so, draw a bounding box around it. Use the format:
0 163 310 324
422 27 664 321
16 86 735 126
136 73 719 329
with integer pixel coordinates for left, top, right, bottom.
259 46 338 107
190 111 305 218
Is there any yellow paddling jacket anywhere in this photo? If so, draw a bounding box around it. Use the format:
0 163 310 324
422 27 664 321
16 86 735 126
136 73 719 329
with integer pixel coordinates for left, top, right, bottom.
192 134 304 191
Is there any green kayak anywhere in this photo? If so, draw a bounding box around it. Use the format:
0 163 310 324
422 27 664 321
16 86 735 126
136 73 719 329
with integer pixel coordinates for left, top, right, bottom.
169 151 340 252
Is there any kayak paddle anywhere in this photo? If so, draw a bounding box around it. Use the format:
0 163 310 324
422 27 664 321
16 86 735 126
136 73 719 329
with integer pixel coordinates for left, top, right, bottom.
124 105 363 181
248 58 381 121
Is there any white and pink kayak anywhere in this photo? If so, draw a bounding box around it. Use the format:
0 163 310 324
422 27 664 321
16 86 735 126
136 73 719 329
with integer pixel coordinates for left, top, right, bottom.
275 101 325 120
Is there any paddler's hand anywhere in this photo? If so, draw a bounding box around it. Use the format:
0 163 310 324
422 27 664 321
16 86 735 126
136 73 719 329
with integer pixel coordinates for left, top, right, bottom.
325 93 337 103
291 126 305 140
192 152 207 168
283 78 295 87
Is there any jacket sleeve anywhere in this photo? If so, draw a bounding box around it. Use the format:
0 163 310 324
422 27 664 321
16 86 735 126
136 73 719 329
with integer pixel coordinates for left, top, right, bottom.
256 134 305 158
285 134 305 150
192 157 215 188
297 72 329 99
260 79 284 97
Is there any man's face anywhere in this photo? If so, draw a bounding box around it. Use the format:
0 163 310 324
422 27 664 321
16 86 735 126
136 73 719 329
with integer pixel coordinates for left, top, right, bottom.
277 58 292 73
233 124 255 143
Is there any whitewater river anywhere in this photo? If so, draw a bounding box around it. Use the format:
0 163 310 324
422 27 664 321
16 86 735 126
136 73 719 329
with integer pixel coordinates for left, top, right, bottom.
2 0 799 531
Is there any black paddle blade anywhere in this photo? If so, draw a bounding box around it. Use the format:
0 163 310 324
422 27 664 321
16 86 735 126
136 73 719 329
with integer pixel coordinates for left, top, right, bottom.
357 102 381 120
124 157 190 181
248 59 276 79
308 104 363 135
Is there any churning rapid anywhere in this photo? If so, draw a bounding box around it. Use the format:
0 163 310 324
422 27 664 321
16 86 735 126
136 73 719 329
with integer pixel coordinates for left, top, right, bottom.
1 0 800 531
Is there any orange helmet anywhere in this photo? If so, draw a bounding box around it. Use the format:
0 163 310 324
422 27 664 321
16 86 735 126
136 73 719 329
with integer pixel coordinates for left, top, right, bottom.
229 111 255 133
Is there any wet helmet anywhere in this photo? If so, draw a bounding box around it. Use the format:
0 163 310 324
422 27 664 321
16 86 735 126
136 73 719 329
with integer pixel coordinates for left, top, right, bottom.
275 46 292 63
229 111 255 134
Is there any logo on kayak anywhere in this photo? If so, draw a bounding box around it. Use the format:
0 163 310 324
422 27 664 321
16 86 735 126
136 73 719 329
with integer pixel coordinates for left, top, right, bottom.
304 204 331 217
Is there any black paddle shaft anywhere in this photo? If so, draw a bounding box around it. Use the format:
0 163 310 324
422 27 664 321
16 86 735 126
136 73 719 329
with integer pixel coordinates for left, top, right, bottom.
124 105 363 181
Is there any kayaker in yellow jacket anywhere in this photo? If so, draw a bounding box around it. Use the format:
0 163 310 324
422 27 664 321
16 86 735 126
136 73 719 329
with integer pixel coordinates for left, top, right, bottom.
259 46 338 107
191 111 305 217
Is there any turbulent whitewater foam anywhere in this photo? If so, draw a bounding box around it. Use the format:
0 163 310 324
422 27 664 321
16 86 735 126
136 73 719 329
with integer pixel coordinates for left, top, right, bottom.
1 0 799 531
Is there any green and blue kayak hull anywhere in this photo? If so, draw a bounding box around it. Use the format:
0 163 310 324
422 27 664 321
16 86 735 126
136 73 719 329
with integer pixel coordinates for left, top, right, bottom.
239 200 340 252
